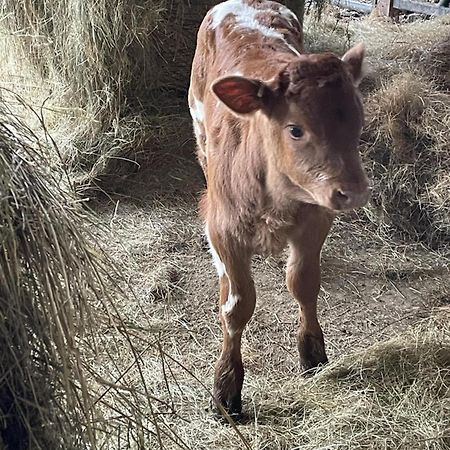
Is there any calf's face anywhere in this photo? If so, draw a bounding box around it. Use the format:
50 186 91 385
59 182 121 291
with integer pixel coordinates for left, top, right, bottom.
212 44 370 212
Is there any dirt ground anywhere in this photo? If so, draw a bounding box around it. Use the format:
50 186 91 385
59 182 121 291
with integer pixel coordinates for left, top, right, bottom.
92 140 449 448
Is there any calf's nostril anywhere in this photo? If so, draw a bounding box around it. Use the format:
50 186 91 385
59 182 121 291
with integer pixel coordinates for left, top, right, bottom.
331 187 370 210
336 190 350 204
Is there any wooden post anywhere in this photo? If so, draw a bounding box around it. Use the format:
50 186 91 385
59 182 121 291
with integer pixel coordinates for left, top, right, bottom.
377 0 399 16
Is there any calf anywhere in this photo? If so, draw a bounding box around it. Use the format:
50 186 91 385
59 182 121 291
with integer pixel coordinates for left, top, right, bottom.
188 0 369 418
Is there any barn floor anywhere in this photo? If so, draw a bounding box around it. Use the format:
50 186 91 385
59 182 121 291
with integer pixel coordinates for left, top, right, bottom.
93 145 449 449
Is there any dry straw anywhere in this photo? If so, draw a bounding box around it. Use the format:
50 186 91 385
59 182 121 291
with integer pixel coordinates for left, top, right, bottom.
0 95 101 448
356 18 450 248
259 314 450 450
0 0 214 192
0 95 169 448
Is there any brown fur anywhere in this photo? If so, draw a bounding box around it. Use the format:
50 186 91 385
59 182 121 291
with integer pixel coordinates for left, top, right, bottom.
189 0 369 418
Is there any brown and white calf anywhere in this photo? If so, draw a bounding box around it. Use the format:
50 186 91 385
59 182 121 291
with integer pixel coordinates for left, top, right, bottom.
189 0 369 418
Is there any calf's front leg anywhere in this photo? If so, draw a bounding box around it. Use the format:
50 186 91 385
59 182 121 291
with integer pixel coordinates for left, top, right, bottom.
286 209 333 374
206 230 255 418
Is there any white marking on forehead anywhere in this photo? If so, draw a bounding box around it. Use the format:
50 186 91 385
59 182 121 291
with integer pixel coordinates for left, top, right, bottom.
189 98 205 123
223 292 239 314
205 226 226 278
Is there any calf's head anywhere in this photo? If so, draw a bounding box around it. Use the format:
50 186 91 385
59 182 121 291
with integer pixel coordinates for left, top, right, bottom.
212 44 370 212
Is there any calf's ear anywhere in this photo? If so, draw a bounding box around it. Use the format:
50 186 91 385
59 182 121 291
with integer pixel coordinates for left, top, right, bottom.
212 76 271 115
341 43 365 87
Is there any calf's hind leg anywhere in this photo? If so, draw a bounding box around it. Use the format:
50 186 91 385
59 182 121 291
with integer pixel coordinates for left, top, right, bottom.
286 209 333 374
206 229 255 418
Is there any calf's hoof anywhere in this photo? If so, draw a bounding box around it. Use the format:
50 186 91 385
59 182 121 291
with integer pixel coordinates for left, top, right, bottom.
298 333 328 376
209 393 243 422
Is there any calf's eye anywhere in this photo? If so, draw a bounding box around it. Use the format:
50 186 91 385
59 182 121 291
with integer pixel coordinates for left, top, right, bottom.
288 125 304 140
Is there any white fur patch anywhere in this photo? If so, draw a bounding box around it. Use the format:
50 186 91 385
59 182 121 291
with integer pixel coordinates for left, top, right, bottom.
189 98 205 123
223 292 239 314
204 226 237 336
210 0 301 56
193 120 202 138
205 226 226 278
223 292 239 336
211 0 280 39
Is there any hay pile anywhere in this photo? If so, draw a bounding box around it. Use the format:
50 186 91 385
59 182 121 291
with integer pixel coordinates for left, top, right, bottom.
0 97 102 448
0 0 210 191
0 96 199 449
364 71 449 248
